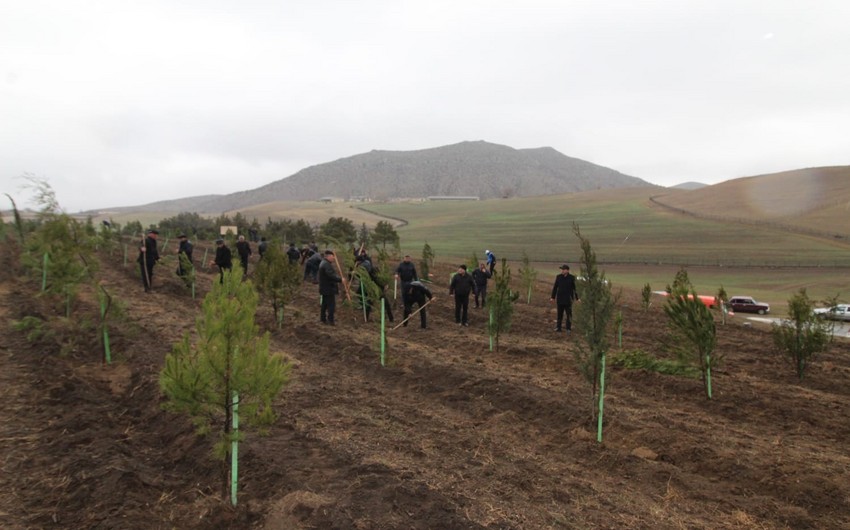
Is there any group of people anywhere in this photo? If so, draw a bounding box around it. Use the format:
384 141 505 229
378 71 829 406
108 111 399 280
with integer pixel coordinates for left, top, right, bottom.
138 235 580 334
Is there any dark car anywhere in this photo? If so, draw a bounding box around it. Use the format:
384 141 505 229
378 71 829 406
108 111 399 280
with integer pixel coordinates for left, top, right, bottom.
727 296 770 315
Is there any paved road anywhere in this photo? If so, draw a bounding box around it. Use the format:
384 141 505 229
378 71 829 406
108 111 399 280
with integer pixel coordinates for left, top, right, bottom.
746 316 850 339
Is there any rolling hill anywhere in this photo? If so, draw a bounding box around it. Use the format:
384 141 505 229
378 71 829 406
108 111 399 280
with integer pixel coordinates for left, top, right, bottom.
650 166 850 239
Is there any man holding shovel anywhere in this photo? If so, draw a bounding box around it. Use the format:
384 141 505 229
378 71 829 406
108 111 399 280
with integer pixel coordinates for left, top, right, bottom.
137 229 160 292
403 280 433 329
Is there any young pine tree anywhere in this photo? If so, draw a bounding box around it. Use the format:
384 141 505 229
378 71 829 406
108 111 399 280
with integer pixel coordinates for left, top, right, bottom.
160 269 291 500
663 284 718 399
572 223 616 423
517 250 538 304
253 242 302 328
771 288 833 380
641 283 652 312
420 242 435 281
488 258 519 351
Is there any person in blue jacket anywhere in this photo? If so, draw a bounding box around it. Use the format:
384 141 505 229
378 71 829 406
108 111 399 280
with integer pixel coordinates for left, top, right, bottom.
485 249 496 275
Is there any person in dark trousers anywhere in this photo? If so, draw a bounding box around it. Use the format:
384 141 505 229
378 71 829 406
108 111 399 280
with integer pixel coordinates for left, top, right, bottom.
449 264 475 326
286 242 301 264
471 261 492 308
550 264 580 332
485 249 496 276
176 234 193 277
318 250 342 325
258 237 268 259
403 280 433 329
304 249 322 283
357 255 394 323
395 254 419 310
236 235 252 276
210 239 233 284
137 229 160 292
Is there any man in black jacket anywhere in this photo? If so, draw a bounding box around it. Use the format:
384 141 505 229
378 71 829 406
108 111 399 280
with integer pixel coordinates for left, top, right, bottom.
471 261 492 308
303 249 322 283
286 242 301 264
318 250 342 325
550 264 580 332
176 234 193 277
404 280 433 329
449 264 475 326
210 239 233 284
137 229 160 292
395 254 418 310
236 235 252 276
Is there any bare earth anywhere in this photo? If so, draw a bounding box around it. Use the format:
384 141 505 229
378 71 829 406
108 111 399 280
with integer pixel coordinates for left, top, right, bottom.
1 246 849 529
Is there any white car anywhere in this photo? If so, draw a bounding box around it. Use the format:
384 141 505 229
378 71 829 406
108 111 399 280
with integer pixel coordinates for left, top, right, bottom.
813 304 850 321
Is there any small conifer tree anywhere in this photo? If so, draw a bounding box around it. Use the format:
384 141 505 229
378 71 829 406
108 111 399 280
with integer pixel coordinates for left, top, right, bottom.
572 223 616 423
663 281 718 399
641 283 652 312
517 250 538 304
467 251 480 273
488 258 519 351
254 242 302 328
771 288 833 380
160 269 290 500
420 242 435 280
715 285 729 325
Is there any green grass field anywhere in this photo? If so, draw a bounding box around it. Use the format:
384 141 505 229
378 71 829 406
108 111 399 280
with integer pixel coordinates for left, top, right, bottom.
360 189 850 312
361 189 850 268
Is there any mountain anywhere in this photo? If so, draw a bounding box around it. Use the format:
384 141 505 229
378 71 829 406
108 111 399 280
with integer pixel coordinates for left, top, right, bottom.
104 141 650 214
670 181 707 190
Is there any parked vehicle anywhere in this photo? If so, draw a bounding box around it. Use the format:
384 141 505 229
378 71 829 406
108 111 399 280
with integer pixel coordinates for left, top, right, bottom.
813 304 850 321
727 296 770 315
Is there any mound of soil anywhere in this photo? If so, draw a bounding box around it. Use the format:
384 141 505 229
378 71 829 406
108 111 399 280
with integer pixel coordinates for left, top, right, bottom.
1 246 849 529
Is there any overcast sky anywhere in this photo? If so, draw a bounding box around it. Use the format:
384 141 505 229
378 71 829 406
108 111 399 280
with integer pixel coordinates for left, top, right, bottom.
2 1 849 212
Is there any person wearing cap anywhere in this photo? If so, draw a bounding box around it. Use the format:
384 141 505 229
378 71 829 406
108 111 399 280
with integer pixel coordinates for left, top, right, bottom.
137 229 160 292
235 235 252 277
286 242 301 264
449 264 475 326
395 254 419 312
403 280 433 329
303 248 322 283
176 234 194 277
485 249 496 275
550 264 580 333
210 239 233 284
318 250 342 325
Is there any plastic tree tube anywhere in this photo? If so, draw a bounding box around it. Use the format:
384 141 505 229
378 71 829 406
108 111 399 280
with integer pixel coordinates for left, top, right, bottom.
41 253 48 292
489 306 494 352
123 244 127 267
706 355 712 399
231 392 239 506
597 351 607 443
361 282 367 322
101 298 111 364
380 299 386 366
202 248 209 270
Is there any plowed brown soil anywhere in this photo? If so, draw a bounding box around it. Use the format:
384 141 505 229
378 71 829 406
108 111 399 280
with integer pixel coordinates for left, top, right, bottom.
1 244 849 529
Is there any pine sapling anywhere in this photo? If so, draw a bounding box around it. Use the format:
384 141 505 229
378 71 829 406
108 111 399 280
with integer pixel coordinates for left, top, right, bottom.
160 269 290 501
